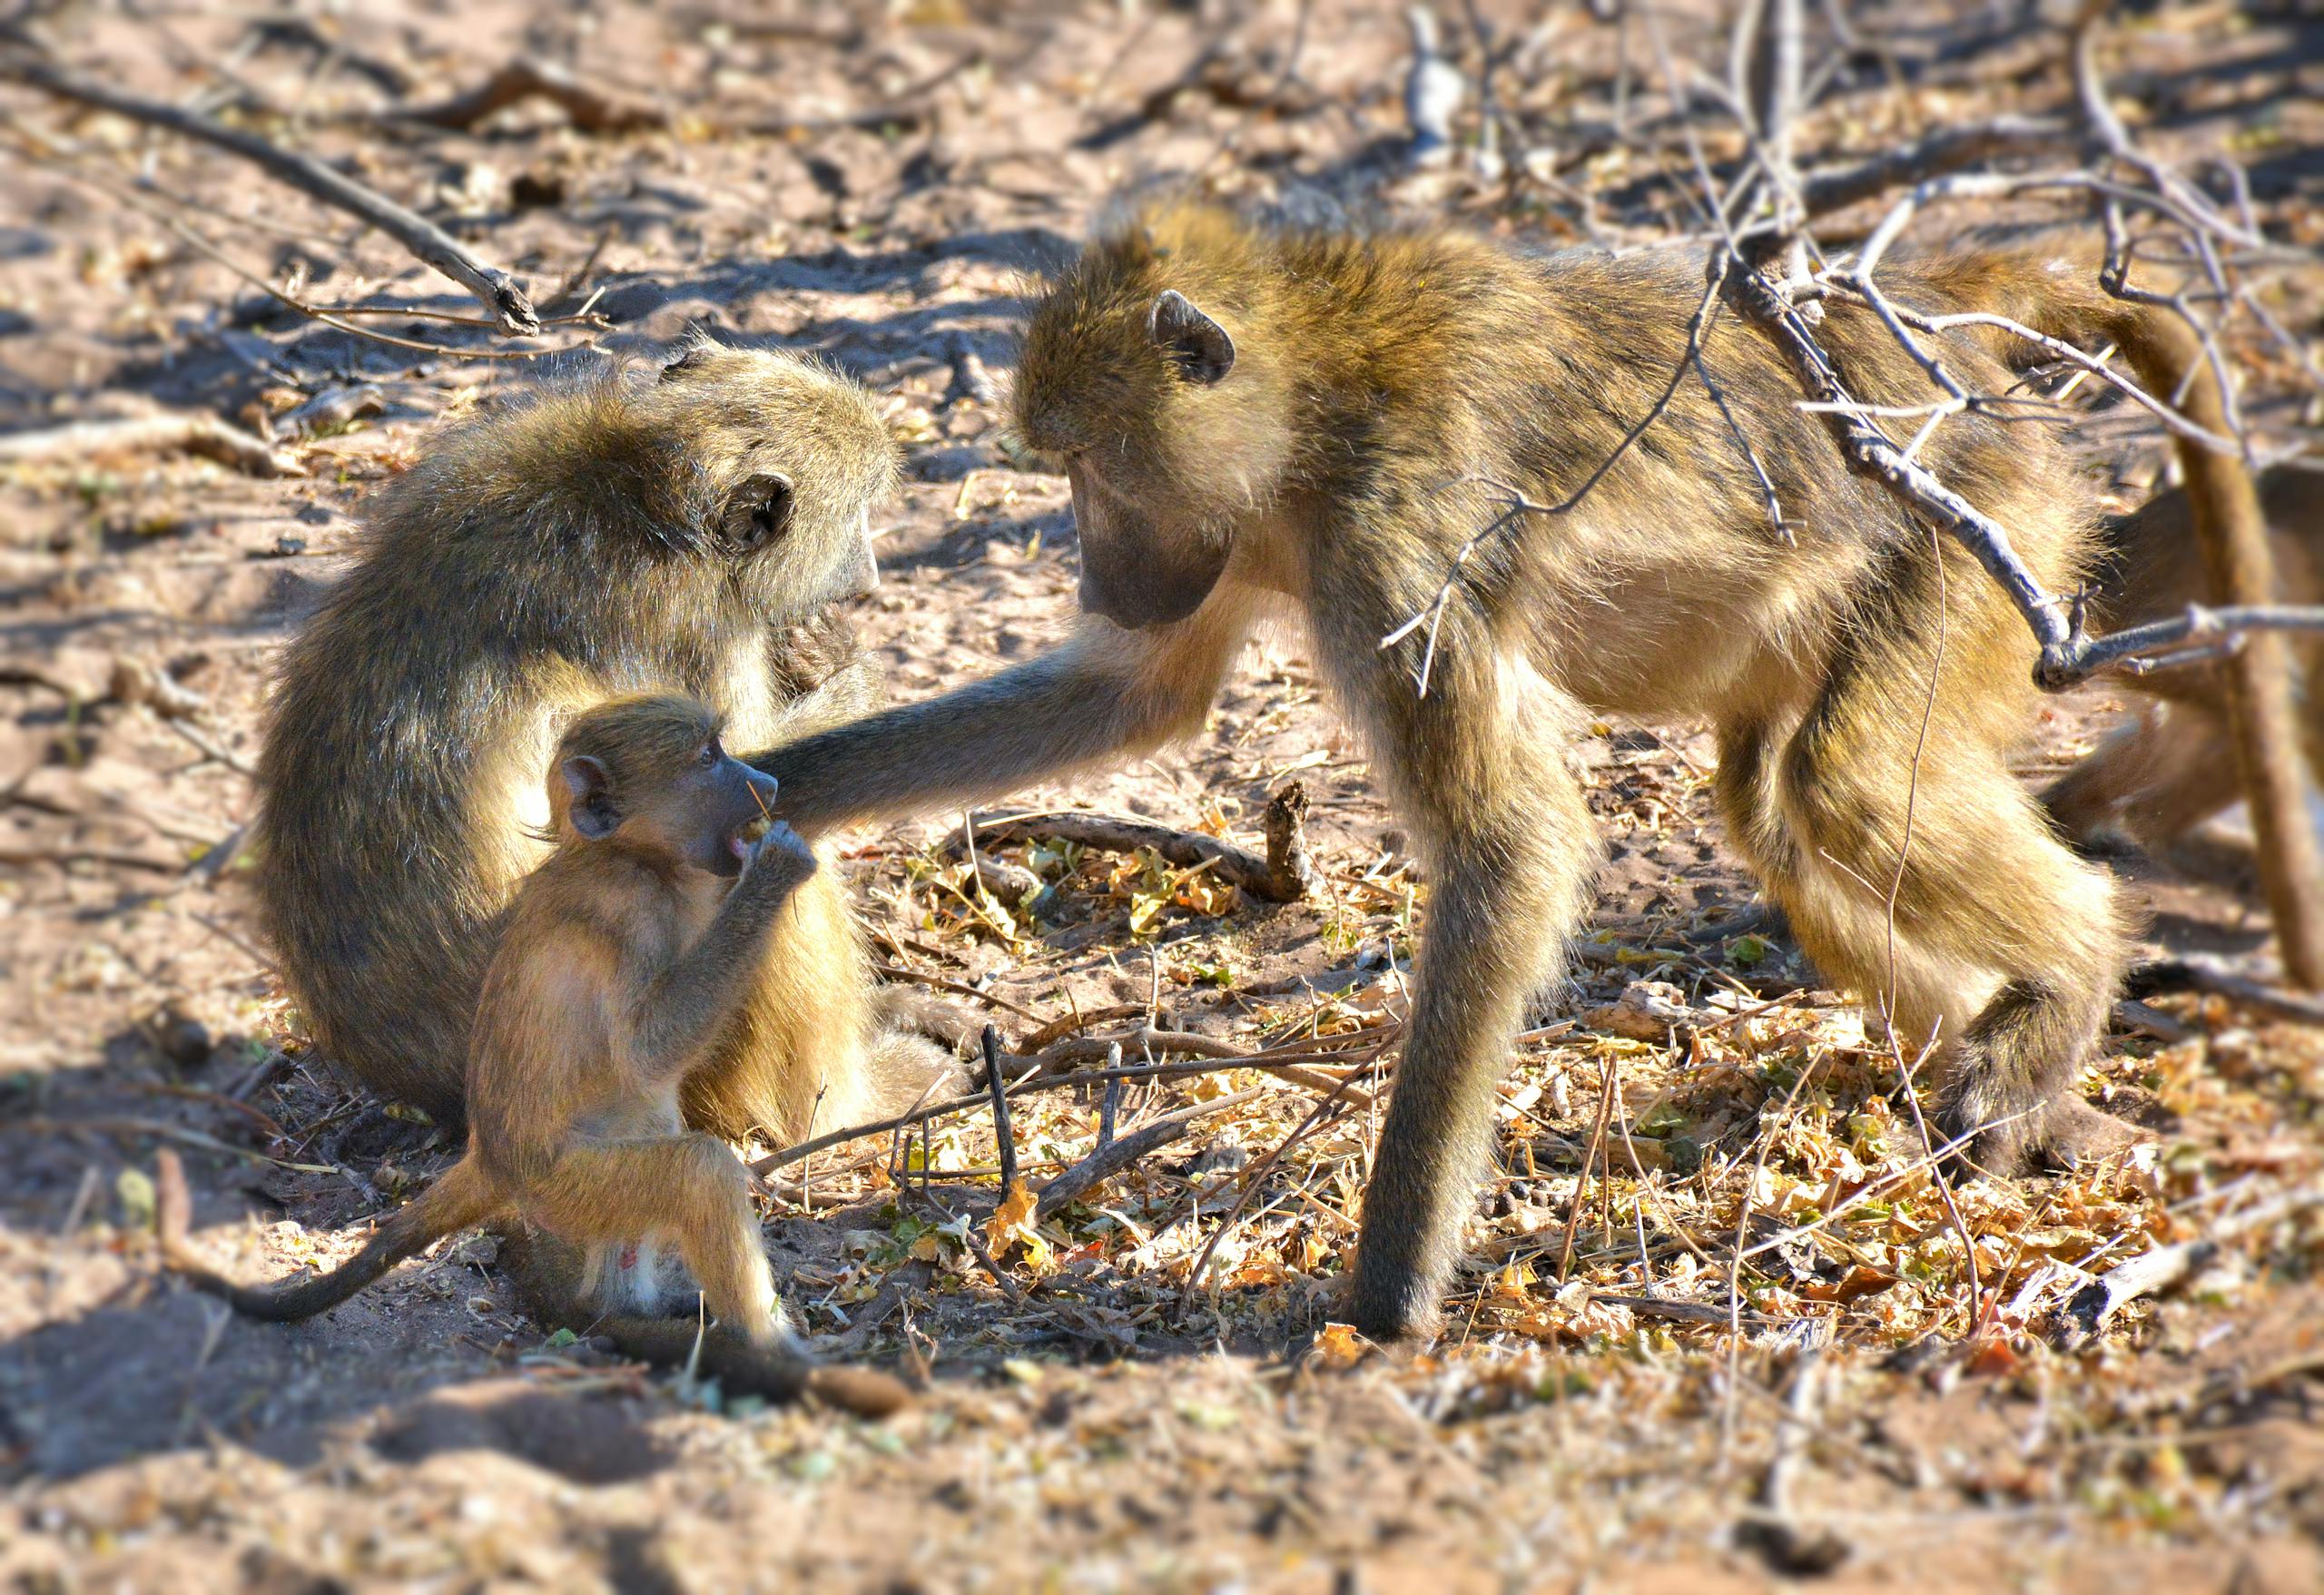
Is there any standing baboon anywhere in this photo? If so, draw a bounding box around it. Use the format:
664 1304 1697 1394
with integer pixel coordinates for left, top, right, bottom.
164 697 908 1413
2045 467 2324 852
753 202 2257 1341
255 340 948 1143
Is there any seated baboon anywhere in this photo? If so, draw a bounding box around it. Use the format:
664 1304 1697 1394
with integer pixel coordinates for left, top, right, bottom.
255 340 951 1145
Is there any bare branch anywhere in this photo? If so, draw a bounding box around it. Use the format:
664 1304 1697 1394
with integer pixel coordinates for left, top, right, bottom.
0 51 539 332
0 411 300 477
1034 1088 1265 1222
1799 115 2078 217
392 56 665 135
953 805 1313 903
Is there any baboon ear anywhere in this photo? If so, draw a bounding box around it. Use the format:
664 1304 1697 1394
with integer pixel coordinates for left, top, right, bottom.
659 336 713 382
723 471 795 551
1149 290 1235 385
560 754 620 839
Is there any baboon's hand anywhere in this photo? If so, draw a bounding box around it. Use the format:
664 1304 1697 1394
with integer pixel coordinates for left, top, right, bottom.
743 820 817 890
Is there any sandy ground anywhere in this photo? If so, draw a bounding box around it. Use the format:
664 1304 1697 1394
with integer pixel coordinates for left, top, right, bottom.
4 3 2324 1590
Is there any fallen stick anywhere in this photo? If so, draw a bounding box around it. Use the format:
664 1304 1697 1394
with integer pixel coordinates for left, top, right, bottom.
1035 1088 1265 1222
957 787 1315 903
392 56 665 135
1591 1293 1784 1328
2053 1183 2324 1350
2127 955 2324 1029
746 1031 1396 1177
1036 1026 1373 1106
7 1115 332 1172
1013 1002 1149 1055
0 53 539 332
0 412 300 477
982 1027 1017 1188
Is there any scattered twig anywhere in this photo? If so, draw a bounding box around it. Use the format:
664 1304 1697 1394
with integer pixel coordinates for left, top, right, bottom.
1182 1064 1374 1301
0 53 539 332
983 1026 1017 1189
5 1115 334 1173
2125 956 2324 1029
744 1028 1395 1179
3 142 590 365
158 716 258 779
1036 1088 1265 1223
0 412 300 478
391 56 665 135
1014 1002 1149 1056
955 808 1311 903
2053 1184 2324 1350
1797 114 2077 217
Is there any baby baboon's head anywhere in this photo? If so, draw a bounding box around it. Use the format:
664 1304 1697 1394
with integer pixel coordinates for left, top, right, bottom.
549 693 778 877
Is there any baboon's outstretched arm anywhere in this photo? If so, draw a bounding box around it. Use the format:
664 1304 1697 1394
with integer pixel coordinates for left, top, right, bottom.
752 590 1257 837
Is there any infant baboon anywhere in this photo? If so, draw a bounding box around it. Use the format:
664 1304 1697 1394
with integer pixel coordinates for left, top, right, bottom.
2045 466 2324 852
255 340 948 1143
166 697 906 1413
756 201 2257 1339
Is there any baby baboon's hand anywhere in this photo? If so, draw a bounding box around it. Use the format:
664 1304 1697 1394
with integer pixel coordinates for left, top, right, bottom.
743 820 817 889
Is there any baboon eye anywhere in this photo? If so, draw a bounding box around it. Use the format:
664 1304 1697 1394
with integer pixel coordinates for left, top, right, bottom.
698 743 717 769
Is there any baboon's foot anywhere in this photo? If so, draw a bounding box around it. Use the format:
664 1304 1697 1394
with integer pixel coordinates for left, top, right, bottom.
1945 1092 2144 1177
1342 1263 1446 1346
2027 1095 2149 1170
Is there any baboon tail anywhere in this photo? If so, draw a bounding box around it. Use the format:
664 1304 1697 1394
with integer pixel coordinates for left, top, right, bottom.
155 1148 497 1323
1913 236 2259 557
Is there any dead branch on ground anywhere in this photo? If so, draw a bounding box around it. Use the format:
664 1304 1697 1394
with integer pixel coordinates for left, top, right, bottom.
953 791 1317 903
0 51 540 332
391 56 665 135
747 1023 1398 1179
2052 1183 2324 1350
1036 1088 1266 1223
0 411 300 478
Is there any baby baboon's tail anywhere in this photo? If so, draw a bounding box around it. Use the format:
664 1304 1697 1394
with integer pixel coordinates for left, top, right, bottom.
156 1148 497 1322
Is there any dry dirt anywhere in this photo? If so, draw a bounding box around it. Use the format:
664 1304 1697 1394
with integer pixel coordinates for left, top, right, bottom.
4 3 2324 1591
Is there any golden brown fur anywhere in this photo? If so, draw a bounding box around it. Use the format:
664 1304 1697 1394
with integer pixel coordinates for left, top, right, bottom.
167 699 865 1373
255 340 946 1144
755 202 2250 1338
2045 467 2324 851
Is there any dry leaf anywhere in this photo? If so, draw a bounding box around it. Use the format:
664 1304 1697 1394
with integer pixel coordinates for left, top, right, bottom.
1311 1321 1369 1370
986 1177 1037 1256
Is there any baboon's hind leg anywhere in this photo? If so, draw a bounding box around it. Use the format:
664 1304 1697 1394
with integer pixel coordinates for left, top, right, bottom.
530 1135 789 1348
1718 655 2134 1173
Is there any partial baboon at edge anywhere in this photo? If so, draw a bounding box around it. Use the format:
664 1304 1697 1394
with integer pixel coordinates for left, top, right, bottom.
254 340 950 1144
167 697 910 1415
2045 466 2324 853
753 200 2265 1340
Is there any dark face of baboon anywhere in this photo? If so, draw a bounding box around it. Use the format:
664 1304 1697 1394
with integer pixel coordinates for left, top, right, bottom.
1014 206 1295 628
551 695 781 877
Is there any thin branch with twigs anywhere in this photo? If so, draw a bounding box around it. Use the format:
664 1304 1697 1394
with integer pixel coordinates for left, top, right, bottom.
0 51 540 332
